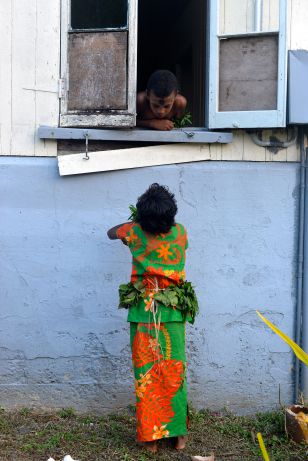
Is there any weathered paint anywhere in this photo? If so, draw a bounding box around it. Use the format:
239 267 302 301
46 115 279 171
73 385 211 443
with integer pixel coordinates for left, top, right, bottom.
60 0 137 128
0 157 298 413
219 0 280 36
54 133 299 177
38 126 233 143
67 32 128 111
208 0 288 128
218 34 278 112
0 0 59 156
0 0 307 156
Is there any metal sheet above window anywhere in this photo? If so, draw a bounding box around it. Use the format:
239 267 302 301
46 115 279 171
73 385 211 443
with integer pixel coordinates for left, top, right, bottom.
71 0 128 30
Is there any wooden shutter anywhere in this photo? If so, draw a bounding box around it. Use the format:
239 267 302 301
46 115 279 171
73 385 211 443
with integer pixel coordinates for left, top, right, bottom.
207 0 288 129
60 0 137 128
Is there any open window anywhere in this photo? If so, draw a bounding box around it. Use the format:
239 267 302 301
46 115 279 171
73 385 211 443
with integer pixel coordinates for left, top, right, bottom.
137 0 206 127
38 0 290 174
60 0 207 130
45 0 288 140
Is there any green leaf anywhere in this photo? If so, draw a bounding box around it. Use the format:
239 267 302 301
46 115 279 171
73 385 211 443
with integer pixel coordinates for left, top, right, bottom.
128 205 138 222
172 112 193 128
118 282 143 309
118 280 199 323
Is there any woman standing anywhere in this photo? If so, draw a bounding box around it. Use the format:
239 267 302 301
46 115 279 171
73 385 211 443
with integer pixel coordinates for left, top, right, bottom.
107 183 198 453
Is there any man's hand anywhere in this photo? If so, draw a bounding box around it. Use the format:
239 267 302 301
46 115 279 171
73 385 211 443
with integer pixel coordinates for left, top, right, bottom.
137 118 174 131
150 119 174 131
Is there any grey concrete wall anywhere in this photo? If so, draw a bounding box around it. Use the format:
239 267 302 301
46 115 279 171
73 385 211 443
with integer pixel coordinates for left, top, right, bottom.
0 157 299 413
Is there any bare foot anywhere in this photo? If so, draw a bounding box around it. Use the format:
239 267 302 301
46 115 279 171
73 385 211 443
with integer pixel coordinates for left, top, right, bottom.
144 441 158 453
175 435 187 450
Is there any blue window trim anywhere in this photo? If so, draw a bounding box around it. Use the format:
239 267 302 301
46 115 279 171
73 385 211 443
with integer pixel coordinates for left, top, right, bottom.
207 0 288 129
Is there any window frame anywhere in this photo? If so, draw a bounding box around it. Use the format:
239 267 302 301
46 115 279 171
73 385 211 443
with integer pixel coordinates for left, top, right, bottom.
207 0 288 129
60 0 137 128
48 0 289 143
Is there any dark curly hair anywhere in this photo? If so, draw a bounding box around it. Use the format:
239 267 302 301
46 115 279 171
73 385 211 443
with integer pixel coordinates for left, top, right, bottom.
146 70 178 98
136 183 178 234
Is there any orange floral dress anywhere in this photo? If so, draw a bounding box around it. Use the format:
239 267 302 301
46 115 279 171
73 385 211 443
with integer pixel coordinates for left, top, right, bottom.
117 222 189 442
116 222 188 323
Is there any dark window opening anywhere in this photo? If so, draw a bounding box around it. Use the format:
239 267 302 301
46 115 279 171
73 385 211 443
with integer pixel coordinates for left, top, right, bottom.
137 0 206 127
71 0 128 30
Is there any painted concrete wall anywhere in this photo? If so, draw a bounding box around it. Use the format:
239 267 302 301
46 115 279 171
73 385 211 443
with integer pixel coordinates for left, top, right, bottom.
0 157 299 414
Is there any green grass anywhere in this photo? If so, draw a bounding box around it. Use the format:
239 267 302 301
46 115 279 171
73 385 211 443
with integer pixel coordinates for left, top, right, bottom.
57 407 76 419
0 407 306 460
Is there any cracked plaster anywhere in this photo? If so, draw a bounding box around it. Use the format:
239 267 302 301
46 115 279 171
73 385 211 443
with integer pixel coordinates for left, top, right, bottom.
0 157 299 414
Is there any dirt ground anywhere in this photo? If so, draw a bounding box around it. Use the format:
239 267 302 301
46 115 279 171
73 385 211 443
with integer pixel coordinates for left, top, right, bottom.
0 407 307 461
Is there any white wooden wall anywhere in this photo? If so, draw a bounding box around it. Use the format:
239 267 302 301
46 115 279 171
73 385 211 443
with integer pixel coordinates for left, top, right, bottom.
219 0 280 35
0 0 307 159
0 0 60 156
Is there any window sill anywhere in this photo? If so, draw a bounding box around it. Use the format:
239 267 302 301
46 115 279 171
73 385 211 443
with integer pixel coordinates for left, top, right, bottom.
38 126 233 144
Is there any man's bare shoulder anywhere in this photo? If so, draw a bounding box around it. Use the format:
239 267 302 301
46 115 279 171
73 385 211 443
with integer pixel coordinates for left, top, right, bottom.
174 94 187 117
137 91 148 113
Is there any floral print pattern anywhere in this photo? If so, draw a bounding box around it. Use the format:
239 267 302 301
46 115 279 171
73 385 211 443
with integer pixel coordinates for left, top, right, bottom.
130 322 187 442
117 222 189 441
116 222 188 322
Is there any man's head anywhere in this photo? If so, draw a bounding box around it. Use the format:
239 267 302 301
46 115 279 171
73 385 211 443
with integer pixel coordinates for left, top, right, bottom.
146 70 178 119
136 183 178 234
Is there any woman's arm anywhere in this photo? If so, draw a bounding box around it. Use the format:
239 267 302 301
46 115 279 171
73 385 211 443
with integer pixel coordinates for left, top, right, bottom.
107 223 130 240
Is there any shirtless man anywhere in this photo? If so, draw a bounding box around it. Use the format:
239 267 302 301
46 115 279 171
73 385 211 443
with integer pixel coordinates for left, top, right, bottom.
137 69 187 131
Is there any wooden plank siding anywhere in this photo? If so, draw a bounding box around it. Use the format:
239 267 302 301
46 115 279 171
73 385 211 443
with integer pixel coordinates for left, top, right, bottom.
219 0 280 35
34 0 60 156
0 0 59 156
0 0 306 160
0 0 12 155
220 0 253 35
290 0 308 49
11 0 37 155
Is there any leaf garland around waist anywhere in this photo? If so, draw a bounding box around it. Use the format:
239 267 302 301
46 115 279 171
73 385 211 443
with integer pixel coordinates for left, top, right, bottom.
118 280 199 324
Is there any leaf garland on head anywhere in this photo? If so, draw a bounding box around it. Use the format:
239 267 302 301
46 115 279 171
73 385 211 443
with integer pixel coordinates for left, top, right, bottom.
118 280 199 324
128 204 138 222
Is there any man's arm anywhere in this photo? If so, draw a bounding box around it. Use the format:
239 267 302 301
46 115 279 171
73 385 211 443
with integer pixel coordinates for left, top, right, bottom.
136 91 174 131
174 95 187 119
136 118 174 130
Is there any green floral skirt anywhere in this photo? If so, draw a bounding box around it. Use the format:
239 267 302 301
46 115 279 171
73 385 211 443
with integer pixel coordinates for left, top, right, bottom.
130 321 187 442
